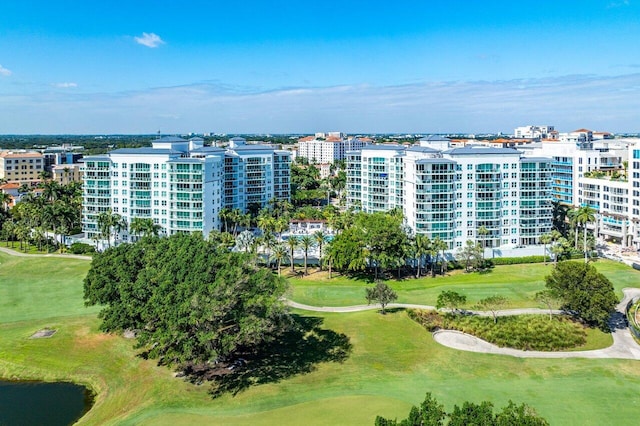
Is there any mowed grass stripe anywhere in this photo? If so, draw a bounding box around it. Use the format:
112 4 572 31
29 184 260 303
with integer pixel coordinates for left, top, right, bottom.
288 260 640 308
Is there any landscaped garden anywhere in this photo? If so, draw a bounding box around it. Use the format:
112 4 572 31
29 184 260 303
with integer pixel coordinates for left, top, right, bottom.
2 250 640 425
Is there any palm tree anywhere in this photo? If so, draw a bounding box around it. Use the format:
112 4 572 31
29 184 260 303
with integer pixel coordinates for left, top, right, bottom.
112 214 127 246
261 231 277 267
219 207 231 234
313 230 328 271
41 180 62 203
270 243 288 277
551 201 569 235
1 220 16 248
0 192 12 212
432 237 448 276
257 214 275 236
274 216 288 241
477 225 489 257
576 206 596 262
299 235 315 275
236 230 255 254
567 208 580 249
540 233 553 265
96 209 126 248
130 217 161 240
286 236 299 273
414 234 430 278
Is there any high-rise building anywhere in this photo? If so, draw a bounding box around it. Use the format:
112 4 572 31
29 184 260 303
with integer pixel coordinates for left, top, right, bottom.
81 136 290 244
346 139 553 250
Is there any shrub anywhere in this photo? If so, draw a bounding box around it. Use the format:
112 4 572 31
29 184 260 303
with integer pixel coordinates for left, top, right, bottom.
69 242 96 254
410 310 587 351
489 256 545 266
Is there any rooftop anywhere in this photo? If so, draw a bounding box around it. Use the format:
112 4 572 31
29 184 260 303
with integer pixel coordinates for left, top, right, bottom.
109 148 183 155
153 136 189 143
443 146 521 155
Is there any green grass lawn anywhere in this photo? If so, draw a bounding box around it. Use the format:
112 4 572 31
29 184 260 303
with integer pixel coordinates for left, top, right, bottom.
0 251 98 323
288 260 640 308
1 253 639 425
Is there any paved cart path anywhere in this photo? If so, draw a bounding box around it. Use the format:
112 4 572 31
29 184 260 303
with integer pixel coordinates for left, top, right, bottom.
0 246 91 260
287 288 640 360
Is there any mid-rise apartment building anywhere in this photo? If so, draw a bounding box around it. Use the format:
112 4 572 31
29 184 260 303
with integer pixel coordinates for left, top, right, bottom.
0 151 45 183
522 134 640 249
347 139 553 250
514 125 555 139
298 134 368 163
81 136 290 244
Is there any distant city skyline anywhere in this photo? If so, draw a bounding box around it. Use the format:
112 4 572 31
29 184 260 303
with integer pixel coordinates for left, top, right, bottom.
1 1 640 134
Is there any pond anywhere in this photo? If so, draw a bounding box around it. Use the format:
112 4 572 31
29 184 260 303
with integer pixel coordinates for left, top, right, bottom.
0 380 93 426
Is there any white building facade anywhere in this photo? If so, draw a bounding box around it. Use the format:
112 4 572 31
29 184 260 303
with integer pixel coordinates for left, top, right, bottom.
347 141 553 250
81 136 290 243
298 135 368 163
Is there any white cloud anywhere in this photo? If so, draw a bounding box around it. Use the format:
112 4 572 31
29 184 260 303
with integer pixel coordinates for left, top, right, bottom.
1 74 639 134
607 0 630 8
54 82 78 88
0 65 12 76
134 32 165 48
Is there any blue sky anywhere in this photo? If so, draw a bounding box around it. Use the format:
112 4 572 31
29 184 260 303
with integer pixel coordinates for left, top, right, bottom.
1 0 639 134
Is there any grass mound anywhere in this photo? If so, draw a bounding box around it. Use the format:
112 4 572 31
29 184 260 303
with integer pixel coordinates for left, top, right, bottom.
410 310 587 351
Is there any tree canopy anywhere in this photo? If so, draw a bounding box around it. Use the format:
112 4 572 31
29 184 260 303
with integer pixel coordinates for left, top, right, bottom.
84 233 290 366
375 393 548 426
545 261 618 330
365 281 398 314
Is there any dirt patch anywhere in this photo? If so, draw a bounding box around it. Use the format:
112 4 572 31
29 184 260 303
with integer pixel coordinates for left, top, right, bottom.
30 328 57 339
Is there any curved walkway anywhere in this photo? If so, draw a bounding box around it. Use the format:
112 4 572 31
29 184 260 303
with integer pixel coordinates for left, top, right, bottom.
286 300 560 316
0 245 92 260
434 288 640 360
288 288 640 360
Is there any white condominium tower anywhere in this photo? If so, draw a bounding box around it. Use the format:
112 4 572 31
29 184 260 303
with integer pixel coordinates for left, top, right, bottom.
81 136 291 243
346 138 553 250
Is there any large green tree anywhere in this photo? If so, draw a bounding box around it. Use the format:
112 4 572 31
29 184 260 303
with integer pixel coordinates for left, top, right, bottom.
365 281 398 314
545 261 618 330
84 233 290 366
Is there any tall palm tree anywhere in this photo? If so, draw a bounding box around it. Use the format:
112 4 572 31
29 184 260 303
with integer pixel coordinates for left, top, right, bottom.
286 236 299 273
130 217 161 240
261 231 277 267
576 205 596 262
274 216 288 241
477 225 489 252
299 235 315 275
414 234 430 278
96 209 126 248
313 229 328 271
432 237 448 275
270 243 288 277
567 208 580 249
41 180 62 203
540 233 553 265
219 207 231 234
